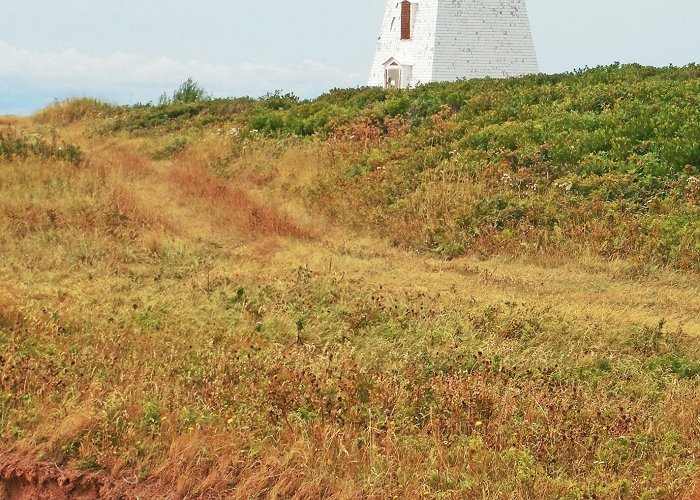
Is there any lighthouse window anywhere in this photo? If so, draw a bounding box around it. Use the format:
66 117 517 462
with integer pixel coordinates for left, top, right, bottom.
401 1 411 40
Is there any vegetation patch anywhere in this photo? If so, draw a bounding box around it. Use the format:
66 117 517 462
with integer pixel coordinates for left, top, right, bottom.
0 129 83 165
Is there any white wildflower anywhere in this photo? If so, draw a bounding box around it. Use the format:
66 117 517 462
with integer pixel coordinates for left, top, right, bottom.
555 181 573 192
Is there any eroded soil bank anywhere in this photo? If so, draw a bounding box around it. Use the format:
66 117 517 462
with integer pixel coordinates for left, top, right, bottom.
0 452 136 500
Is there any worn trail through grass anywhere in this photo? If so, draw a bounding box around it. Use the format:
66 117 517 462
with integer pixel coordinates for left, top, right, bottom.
117 144 700 338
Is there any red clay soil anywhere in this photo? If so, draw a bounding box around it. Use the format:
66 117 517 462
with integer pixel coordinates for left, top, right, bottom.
0 452 135 500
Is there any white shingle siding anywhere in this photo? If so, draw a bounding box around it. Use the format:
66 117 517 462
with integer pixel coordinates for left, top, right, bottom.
368 0 538 88
368 1 439 87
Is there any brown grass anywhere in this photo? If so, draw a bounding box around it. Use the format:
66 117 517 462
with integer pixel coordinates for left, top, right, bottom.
33 98 115 126
1 114 700 498
168 162 310 239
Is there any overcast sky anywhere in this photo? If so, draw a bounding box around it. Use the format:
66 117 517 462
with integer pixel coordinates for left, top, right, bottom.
2 0 700 115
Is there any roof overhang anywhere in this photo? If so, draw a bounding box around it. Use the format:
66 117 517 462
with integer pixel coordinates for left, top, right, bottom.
383 57 414 68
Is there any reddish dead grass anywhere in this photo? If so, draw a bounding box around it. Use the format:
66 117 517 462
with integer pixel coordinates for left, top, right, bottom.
89 142 156 180
168 164 311 239
108 184 174 234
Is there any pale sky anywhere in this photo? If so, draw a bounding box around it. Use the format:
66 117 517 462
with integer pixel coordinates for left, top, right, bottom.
2 0 700 115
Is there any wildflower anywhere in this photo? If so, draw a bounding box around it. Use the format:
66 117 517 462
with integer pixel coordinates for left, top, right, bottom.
555 181 573 192
475 421 483 427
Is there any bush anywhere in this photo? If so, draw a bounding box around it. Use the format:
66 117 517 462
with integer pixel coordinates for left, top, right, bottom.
0 131 83 166
161 78 210 105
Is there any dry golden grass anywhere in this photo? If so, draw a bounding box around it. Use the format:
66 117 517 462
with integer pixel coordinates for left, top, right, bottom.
2 115 700 498
32 97 115 126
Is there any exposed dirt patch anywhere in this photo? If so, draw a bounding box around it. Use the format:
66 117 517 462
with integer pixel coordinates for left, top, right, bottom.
0 452 134 500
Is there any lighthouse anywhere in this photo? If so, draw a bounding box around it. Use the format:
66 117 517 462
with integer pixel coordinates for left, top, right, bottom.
368 0 539 89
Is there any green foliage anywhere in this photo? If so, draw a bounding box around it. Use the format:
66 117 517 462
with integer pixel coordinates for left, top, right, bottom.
153 136 189 160
649 356 700 379
0 131 83 166
172 77 209 104
142 402 161 434
278 63 700 268
105 98 254 133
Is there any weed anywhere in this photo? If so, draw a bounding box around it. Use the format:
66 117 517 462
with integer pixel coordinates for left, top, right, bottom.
142 402 161 435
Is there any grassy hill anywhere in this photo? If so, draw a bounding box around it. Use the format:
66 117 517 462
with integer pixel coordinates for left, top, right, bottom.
2 65 700 498
98 63 700 267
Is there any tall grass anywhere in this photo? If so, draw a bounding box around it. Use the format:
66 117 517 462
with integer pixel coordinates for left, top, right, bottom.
34 97 116 125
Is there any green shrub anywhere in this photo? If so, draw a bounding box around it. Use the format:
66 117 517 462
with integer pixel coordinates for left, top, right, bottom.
172 78 209 104
0 132 83 166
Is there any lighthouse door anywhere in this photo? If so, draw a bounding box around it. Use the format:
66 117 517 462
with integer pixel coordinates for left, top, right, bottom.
385 62 402 88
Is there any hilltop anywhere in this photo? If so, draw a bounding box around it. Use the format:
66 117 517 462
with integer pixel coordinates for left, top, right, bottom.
2 65 700 498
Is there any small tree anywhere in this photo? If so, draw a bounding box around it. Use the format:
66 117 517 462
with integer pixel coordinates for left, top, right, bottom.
172 78 208 104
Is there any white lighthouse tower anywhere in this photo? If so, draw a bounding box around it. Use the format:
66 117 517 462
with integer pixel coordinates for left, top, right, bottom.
368 0 539 89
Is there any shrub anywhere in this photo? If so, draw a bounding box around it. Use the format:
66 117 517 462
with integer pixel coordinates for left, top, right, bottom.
172 78 209 104
0 131 83 166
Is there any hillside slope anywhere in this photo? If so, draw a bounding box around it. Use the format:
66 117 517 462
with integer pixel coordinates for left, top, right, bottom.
89 64 700 269
2 66 700 498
